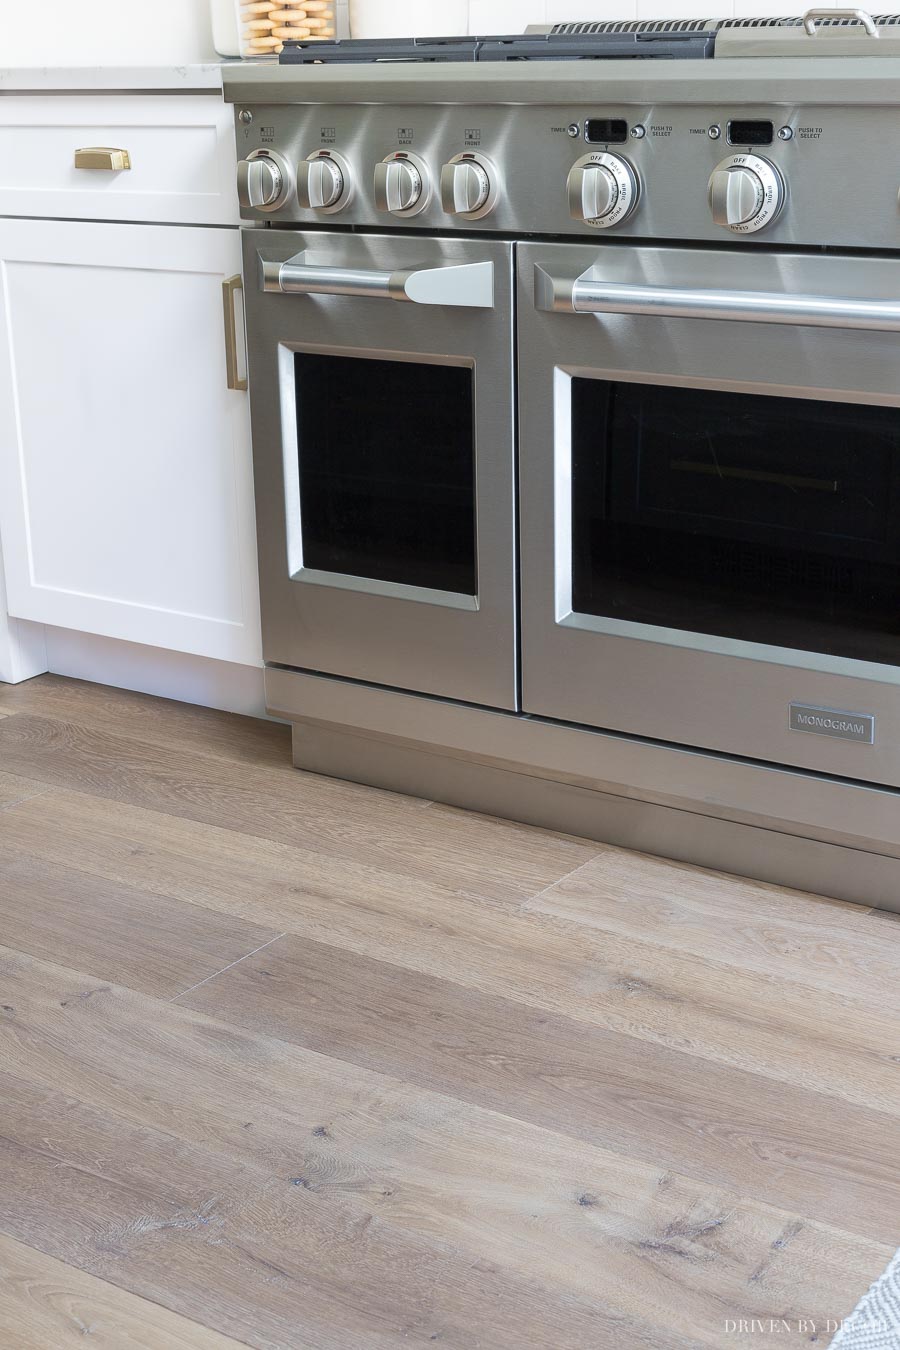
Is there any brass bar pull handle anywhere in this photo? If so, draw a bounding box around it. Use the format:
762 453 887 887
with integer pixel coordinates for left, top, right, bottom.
74 147 132 170
222 275 248 392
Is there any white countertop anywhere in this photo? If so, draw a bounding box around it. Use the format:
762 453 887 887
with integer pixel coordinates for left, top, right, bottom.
0 63 232 93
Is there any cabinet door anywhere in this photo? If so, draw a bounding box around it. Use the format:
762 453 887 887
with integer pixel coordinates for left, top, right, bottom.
0 219 261 666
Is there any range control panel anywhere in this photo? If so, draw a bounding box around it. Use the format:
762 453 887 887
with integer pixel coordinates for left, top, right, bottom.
233 102 900 249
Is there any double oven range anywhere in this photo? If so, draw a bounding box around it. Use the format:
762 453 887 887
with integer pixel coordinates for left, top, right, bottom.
225 18 900 910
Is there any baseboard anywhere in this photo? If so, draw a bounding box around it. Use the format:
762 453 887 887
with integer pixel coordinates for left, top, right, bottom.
41 627 268 718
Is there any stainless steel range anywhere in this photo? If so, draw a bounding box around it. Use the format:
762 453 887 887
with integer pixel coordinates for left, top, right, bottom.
224 14 900 910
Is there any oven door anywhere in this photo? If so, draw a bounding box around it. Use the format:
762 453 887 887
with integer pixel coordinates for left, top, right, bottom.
243 229 515 708
518 242 900 784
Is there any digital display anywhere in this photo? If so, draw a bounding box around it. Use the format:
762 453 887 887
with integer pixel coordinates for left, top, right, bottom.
727 119 774 146
585 119 628 144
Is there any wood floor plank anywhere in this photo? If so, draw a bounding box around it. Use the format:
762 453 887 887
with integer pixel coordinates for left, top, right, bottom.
177 932 900 1247
0 1065 700 1350
0 769 46 812
0 714 596 903
1 789 897 1118
0 843 280 999
0 674 292 772
0 948 889 1350
525 844 897 998
0 1232 245 1349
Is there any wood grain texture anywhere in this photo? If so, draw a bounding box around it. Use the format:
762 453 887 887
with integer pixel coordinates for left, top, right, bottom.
179 932 900 1247
0 842 280 999
0 712 597 902
0 788 896 1118
0 946 889 1350
0 770 46 812
0 677 897 1349
0 673 292 772
0 1067 698 1350
526 845 890 998
0 1232 243 1349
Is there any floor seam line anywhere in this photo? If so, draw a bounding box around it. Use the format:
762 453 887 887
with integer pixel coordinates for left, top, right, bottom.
0 787 51 816
519 850 607 910
168 932 287 1003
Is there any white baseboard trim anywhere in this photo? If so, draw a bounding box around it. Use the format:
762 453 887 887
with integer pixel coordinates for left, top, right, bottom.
40 626 268 718
0 547 49 684
0 614 48 685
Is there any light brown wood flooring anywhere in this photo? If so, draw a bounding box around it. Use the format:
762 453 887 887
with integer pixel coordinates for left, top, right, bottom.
0 674 897 1350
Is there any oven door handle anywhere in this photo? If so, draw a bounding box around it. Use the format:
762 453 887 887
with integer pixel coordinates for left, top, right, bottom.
261 253 494 308
534 266 900 332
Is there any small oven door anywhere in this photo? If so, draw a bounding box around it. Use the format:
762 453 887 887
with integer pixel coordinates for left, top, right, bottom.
518 241 900 784
243 229 515 709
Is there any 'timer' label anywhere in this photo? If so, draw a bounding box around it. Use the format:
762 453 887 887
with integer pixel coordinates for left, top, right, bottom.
789 703 874 744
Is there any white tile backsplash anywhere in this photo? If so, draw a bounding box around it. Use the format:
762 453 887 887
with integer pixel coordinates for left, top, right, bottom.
545 0 635 20
635 0 707 16
468 0 546 31
343 0 830 40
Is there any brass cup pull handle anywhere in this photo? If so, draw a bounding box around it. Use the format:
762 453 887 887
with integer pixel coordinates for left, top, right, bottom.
222 274 248 392
74 147 132 171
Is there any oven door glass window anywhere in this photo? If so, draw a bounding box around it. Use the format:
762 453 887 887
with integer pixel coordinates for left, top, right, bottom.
294 352 476 595
571 378 900 665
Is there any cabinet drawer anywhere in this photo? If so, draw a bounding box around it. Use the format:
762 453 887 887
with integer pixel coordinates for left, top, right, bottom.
0 94 239 225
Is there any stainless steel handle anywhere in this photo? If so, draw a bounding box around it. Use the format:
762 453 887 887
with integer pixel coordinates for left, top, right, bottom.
74 146 131 170
261 253 494 308
222 274 247 392
534 267 900 332
802 6 878 35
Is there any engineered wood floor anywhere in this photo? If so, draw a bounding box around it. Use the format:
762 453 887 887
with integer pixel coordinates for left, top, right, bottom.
0 676 897 1350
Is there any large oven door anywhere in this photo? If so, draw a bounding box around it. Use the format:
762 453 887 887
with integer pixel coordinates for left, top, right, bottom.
243 230 515 709
518 241 900 785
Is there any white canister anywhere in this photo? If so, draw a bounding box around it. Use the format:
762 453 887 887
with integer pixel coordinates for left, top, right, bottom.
211 0 241 56
349 0 468 38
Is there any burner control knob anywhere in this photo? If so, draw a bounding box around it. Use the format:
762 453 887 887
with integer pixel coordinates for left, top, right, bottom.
567 153 640 229
237 149 292 213
440 153 498 219
298 151 350 212
708 153 785 233
374 153 429 216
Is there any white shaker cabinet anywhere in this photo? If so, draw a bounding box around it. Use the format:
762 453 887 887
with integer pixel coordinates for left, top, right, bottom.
0 216 261 666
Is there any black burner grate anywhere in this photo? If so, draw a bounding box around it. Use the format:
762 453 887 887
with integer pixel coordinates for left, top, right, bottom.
278 30 716 63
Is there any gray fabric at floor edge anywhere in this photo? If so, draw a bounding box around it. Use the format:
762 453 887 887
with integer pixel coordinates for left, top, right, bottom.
831 1248 900 1349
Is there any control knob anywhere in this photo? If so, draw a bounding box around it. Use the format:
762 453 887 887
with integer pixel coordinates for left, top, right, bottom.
236 149 292 213
374 152 429 216
708 153 785 233
440 153 498 219
568 152 640 229
297 150 352 213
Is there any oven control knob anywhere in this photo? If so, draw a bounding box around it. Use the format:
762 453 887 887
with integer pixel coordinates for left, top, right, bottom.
374 153 429 216
567 153 639 229
440 153 498 219
708 153 785 233
298 151 349 212
237 149 292 213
